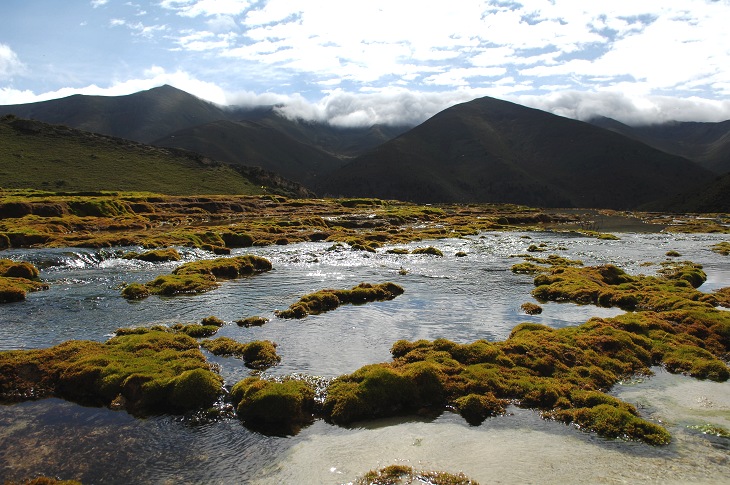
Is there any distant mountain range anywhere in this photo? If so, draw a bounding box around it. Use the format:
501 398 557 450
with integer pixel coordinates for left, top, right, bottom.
588 116 730 174
1 85 728 211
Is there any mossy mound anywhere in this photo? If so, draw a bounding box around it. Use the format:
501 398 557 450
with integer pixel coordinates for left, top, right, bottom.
0 259 40 279
412 246 444 256
122 247 181 262
121 254 272 299
236 316 269 327
520 302 543 315
531 262 714 311
355 465 478 485
711 242 730 255
201 337 281 369
275 282 405 319
230 377 315 434
122 273 219 299
0 259 48 303
323 296 729 445
0 330 223 415
173 254 272 279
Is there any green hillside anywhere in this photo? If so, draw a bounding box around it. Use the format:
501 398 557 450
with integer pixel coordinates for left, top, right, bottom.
0 115 270 195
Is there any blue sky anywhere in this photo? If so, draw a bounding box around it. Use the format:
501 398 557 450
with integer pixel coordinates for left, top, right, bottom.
1 0 729 126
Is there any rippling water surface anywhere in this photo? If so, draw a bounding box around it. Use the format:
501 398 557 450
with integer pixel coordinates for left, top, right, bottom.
1 231 729 484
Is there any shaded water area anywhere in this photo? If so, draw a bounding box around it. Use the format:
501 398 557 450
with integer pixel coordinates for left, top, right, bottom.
1 231 729 484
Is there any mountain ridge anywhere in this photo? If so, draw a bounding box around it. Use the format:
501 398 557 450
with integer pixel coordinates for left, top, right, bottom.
319 96 716 210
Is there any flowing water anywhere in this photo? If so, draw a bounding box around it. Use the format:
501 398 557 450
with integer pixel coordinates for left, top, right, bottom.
1 231 729 484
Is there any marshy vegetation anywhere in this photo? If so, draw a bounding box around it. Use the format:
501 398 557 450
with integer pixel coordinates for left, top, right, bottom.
275 282 405 319
0 259 48 303
121 254 272 298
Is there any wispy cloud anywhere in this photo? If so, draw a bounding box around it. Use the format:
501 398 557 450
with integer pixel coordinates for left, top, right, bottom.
0 44 26 80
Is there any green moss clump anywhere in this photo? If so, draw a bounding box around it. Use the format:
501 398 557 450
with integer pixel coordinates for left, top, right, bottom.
0 330 223 415
123 247 181 262
687 423 730 438
0 259 48 303
121 282 151 300
236 316 269 327
200 315 226 327
531 262 712 312
323 364 419 424
665 250 681 257
173 254 272 279
454 393 507 425
550 404 670 445
0 259 40 279
356 465 478 485
275 282 405 319
201 337 280 369
123 273 219 299
230 377 315 434
121 255 272 299
711 242 730 256
320 288 729 445
386 248 411 255
412 246 444 256
171 323 220 338
520 302 543 315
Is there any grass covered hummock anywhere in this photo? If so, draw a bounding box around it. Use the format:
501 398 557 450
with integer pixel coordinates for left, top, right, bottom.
275 282 405 319
121 254 272 299
320 261 730 445
230 377 315 434
201 337 281 369
0 259 48 303
0 330 223 415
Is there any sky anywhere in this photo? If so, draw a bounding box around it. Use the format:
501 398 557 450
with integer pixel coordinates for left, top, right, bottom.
1 0 729 127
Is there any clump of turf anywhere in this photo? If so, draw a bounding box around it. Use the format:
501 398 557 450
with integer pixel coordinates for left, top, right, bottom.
531 262 714 311
711 242 730 255
0 259 48 303
122 247 181 262
173 254 272 279
355 465 479 485
520 302 543 315
0 330 223 415
236 316 269 327
412 246 444 256
321 268 730 446
201 337 281 369
121 254 272 299
275 282 405 319
230 377 315 434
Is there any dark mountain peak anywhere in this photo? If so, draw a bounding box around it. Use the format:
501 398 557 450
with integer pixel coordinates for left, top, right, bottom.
320 95 714 210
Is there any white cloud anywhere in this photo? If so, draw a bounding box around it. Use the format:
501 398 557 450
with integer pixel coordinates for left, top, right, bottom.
161 0 251 18
518 90 730 125
0 44 25 80
90 0 108 8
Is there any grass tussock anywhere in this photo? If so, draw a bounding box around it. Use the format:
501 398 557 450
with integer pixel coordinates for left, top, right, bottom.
275 282 404 319
0 330 223 415
121 254 272 299
0 259 48 303
201 337 281 369
320 260 729 445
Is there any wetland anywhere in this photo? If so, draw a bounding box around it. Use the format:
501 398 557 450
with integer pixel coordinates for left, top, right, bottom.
0 192 729 484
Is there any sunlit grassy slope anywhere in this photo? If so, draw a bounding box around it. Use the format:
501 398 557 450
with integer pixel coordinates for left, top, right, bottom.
0 115 264 196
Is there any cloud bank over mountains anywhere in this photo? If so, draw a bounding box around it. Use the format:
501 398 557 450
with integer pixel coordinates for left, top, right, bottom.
1 0 729 127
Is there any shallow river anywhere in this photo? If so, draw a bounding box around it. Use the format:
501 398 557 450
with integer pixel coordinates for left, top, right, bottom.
1 231 729 484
